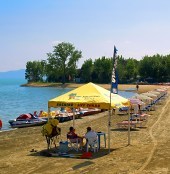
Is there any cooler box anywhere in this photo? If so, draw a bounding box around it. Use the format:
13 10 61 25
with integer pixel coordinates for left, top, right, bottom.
59 141 69 153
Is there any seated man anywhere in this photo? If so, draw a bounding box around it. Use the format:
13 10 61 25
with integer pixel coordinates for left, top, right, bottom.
84 127 98 151
67 127 83 147
85 127 97 140
33 111 38 118
85 127 97 142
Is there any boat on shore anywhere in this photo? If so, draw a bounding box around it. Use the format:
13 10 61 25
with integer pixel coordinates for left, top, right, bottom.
36 108 102 123
79 108 102 116
0 119 2 129
38 107 82 123
9 113 47 128
40 112 81 123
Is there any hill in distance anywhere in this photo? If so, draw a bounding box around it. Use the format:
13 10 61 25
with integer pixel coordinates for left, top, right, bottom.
0 69 25 79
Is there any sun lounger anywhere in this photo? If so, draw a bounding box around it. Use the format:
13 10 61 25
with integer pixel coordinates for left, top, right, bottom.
131 113 150 121
116 120 143 129
116 121 136 129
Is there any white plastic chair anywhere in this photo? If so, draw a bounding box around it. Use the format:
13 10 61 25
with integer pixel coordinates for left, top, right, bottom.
67 138 80 151
86 137 99 153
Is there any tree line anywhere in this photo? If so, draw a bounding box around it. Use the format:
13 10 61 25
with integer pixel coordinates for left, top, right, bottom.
25 42 170 84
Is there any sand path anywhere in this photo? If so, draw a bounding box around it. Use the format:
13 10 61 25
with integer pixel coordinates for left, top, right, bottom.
135 95 170 174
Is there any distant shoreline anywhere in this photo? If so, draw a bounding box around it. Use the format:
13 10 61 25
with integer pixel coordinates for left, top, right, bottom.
20 82 168 93
21 82 87 88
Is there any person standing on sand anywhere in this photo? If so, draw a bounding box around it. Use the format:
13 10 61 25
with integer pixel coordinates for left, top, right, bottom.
136 84 139 91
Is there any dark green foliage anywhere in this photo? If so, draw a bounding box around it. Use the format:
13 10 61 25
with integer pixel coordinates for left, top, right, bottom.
80 59 93 82
139 54 170 83
25 42 82 83
80 54 169 83
46 42 82 84
25 42 170 83
92 57 112 83
25 60 46 82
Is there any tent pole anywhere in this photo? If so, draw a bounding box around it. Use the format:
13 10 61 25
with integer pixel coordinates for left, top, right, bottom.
48 107 50 122
73 108 75 128
128 107 131 145
108 109 111 153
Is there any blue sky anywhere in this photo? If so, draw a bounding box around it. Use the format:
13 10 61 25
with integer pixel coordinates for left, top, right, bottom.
0 0 170 72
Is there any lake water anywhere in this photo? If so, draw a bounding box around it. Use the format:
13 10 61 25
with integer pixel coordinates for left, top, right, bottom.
0 79 136 131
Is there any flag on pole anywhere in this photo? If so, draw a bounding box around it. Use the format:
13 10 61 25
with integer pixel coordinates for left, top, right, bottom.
111 46 118 94
108 46 118 153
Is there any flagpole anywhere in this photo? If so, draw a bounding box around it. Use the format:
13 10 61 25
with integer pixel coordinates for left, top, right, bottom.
108 46 118 153
108 85 111 154
128 107 131 145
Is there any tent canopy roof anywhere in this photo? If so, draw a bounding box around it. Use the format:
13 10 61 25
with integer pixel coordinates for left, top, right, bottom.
48 82 130 109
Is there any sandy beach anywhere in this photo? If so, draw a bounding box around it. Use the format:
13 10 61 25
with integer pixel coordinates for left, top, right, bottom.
0 84 170 174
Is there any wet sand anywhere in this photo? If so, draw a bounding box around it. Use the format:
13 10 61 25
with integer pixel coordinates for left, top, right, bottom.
0 84 170 174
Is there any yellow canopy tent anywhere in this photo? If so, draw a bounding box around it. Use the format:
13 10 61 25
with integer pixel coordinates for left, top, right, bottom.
48 82 130 152
48 82 130 109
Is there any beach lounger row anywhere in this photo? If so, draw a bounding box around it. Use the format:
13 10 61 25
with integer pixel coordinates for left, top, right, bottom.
116 112 151 129
116 120 143 129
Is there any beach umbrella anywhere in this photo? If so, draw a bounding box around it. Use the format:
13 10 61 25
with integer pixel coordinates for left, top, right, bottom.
132 94 153 105
142 92 158 100
149 91 160 95
129 98 145 105
129 98 144 108
149 91 162 98
141 93 159 110
129 98 146 114
156 88 167 92
156 89 167 95
156 88 167 93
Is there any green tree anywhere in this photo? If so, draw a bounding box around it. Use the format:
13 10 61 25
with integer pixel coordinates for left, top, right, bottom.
126 58 136 81
47 42 82 84
80 59 93 82
117 56 128 83
163 55 170 82
139 56 152 80
25 61 45 82
93 57 112 83
46 53 61 82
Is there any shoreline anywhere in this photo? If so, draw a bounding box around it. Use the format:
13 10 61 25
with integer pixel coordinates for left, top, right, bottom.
21 82 169 93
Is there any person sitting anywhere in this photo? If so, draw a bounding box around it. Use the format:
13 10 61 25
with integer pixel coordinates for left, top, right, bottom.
84 127 98 151
85 127 97 141
33 111 38 118
38 110 43 117
67 126 83 147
